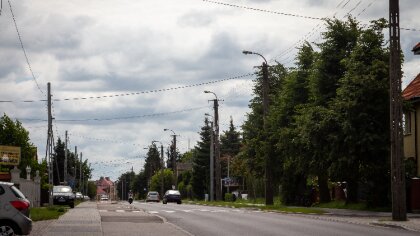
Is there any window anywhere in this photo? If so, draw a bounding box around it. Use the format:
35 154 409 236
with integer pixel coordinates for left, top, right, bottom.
403 112 411 135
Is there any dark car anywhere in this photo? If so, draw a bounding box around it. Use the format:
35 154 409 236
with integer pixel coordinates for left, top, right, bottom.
0 181 32 235
53 185 75 208
162 190 182 204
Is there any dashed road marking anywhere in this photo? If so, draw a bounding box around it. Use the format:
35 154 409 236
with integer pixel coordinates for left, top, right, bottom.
149 211 159 214
116 210 125 213
164 210 176 213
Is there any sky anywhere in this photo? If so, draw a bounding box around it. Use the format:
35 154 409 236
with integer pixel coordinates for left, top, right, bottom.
0 0 419 181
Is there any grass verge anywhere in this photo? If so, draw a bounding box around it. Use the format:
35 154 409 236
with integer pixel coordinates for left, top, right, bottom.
314 200 391 212
189 200 325 214
30 206 67 221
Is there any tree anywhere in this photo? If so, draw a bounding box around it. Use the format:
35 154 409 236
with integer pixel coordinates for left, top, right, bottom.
191 117 211 199
0 114 39 178
220 117 241 177
144 143 162 185
331 18 390 205
150 169 174 193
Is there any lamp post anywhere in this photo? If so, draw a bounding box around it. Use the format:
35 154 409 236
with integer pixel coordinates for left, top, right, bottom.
205 113 215 201
204 91 222 201
242 50 273 205
164 128 178 187
152 140 165 198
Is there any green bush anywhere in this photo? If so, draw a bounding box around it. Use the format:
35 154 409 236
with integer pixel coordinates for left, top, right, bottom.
225 193 234 202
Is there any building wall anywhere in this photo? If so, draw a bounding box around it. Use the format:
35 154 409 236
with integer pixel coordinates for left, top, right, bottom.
404 104 420 176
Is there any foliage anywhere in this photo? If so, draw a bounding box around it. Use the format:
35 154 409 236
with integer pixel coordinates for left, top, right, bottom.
150 169 174 194
30 206 67 221
0 114 39 179
144 144 162 183
191 118 212 199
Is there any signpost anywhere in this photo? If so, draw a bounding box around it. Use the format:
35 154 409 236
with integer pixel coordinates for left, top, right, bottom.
0 145 21 181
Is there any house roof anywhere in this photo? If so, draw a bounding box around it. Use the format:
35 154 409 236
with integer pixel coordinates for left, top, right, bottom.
96 176 114 187
96 187 107 195
402 74 420 101
413 42 420 55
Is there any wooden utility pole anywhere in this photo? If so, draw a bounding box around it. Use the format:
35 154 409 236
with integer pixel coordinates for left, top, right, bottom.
389 0 407 221
262 62 273 206
46 82 54 205
64 130 68 184
210 121 214 201
214 99 222 201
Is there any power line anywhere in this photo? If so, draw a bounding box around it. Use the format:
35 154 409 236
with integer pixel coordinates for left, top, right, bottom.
0 73 254 103
7 0 44 95
202 0 323 20
15 105 210 122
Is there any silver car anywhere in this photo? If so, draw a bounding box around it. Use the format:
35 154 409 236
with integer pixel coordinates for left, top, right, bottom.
145 191 160 202
0 181 32 235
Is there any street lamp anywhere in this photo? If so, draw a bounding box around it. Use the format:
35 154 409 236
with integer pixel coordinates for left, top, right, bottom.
204 90 222 201
205 113 215 201
242 49 273 205
164 128 178 187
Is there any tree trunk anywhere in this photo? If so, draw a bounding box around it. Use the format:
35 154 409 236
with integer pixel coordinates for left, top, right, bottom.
346 179 358 203
318 173 331 203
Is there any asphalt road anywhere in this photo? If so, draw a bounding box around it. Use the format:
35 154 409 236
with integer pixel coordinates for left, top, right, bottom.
131 201 418 236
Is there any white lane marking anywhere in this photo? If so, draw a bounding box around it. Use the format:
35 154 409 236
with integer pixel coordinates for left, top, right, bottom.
164 210 176 213
183 210 192 212
149 211 159 214
116 210 125 213
133 211 141 213
199 209 210 212
211 210 227 213
99 210 107 212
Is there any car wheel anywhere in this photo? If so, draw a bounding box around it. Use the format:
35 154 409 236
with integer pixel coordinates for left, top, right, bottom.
177 201 182 204
70 202 75 208
0 224 17 236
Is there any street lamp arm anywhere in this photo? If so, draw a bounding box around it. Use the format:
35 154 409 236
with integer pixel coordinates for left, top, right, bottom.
164 128 176 135
242 50 267 64
204 90 218 100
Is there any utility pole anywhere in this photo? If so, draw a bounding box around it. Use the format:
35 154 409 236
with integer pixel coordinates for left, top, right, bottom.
262 61 273 205
161 144 164 198
80 152 83 193
172 135 177 186
242 50 273 205
74 146 77 190
213 98 222 201
389 0 406 221
209 121 214 201
46 82 54 205
64 131 68 184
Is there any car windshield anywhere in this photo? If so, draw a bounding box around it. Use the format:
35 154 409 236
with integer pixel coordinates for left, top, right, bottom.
149 192 158 195
167 190 180 195
53 186 72 193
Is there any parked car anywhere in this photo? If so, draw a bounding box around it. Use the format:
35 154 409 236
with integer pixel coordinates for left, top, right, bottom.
75 192 83 200
52 185 75 208
0 181 32 235
100 196 109 201
162 190 182 204
145 191 160 202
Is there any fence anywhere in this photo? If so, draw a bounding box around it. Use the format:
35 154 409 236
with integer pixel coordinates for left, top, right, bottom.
10 166 41 207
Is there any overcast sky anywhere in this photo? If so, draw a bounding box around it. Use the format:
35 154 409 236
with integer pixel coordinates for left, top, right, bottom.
0 0 418 181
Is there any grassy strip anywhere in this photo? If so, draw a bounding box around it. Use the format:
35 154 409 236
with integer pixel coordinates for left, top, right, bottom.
189 200 325 214
314 201 391 212
30 206 67 221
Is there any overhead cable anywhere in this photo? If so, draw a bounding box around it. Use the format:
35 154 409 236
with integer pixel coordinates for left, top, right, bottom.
0 73 254 103
8 0 44 95
16 105 210 122
202 0 323 20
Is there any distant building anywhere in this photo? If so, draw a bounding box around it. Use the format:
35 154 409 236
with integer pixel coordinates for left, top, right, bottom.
413 42 420 55
96 176 116 200
402 73 420 176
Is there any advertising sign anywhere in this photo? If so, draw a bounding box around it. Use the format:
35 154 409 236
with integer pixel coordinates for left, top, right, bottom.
0 145 21 166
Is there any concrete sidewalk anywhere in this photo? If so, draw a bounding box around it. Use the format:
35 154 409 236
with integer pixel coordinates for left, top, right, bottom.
308 208 420 233
31 201 102 236
31 201 191 236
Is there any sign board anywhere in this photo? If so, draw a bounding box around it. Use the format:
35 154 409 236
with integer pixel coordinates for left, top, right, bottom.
0 145 21 166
